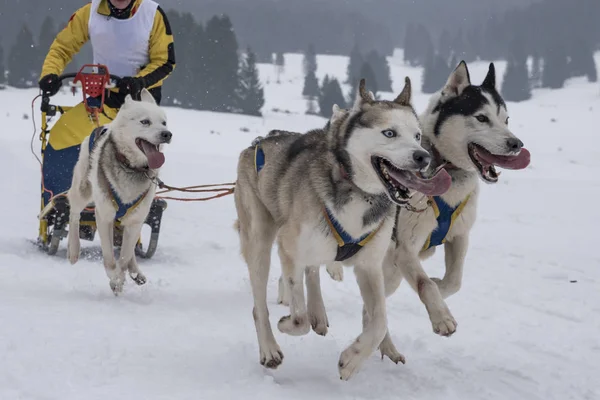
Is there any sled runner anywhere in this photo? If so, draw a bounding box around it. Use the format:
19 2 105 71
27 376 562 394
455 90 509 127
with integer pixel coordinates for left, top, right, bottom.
36 64 167 258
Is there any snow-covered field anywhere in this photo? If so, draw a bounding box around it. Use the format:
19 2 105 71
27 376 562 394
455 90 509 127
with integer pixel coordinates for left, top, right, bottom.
1 51 599 400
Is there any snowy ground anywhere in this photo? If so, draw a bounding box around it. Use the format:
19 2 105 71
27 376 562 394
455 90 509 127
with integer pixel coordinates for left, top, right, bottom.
1 51 599 400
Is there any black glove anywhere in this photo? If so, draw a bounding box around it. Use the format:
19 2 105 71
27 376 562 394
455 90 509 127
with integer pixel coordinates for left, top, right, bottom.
117 76 146 99
39 74 62 96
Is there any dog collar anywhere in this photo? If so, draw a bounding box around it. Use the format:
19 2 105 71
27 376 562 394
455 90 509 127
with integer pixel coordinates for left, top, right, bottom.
115 150 150 173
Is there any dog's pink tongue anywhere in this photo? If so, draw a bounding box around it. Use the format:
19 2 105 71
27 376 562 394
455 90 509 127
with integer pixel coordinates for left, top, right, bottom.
389 168 452 196
141 141 165 169
479 148 531 170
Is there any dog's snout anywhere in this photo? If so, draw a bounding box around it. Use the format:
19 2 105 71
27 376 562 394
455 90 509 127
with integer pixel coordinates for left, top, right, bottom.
160 131 173 142
413 150 431 169
506 138 523 152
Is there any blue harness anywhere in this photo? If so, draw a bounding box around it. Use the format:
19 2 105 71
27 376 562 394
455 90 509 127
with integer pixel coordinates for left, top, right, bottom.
253 144 380 262
88 127 148 221
421 194 470 251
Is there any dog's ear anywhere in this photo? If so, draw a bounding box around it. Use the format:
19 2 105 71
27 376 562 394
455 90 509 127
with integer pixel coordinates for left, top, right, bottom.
330 103 347 125
332 103 341 116
443 60 471 97
139 88 157 105
353 78 373 111
481 63 496 89
121 94 134 108
394 76 412 106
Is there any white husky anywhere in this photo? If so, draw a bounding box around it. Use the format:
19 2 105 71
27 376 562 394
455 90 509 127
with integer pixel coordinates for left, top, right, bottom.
66 89 172 294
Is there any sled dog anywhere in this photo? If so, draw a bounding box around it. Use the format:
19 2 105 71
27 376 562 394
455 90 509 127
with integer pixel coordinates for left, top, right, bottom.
233 77 452 379
66 89 173 294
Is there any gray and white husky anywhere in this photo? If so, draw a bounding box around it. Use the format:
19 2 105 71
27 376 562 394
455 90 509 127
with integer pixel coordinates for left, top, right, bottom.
296 61 531 363
66 89 172 295
233 78 451 379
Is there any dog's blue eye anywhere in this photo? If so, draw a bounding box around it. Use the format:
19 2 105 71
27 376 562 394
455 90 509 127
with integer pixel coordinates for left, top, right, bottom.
162 121 167 126
140 119 151 126
381 129 396 138
415 132 421 141
475 115 489 123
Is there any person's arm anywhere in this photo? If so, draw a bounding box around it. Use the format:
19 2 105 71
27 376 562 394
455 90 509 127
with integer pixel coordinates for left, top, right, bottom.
40 4 91 78
136 6 176 88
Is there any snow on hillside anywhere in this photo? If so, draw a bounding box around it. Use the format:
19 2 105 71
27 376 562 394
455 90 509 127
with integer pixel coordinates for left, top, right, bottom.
0 51 599 400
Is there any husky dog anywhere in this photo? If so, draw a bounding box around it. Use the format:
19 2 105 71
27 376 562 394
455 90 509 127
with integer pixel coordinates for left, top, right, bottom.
233 78 452 379
66 89 172 295
373 61 531 361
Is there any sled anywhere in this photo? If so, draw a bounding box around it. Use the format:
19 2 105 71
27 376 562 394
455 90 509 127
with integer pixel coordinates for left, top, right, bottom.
36 64 167 259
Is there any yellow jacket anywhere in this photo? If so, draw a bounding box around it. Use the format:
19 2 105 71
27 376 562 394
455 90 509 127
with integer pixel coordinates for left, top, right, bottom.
40 0 175 91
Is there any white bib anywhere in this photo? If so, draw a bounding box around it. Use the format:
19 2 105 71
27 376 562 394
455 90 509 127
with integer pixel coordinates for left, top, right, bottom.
88 0 157 78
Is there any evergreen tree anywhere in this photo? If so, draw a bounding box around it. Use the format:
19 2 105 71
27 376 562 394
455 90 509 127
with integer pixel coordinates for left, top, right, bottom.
161 11 202 109
542 45 569 89
0 40 5 85
451 29 466 64
530 53 542 89
318 75 345 119
422 51 452 94
161 10 181 106
359 62 378 96
404 24 434 67
464 25 482 62
346 42 363 84
8 24 37 88
302 43 319 97
502 61 531 102
236 47 265 116
306 97 318 115
203 15 240 112
438 29 453 62
366 50 392 92
567 38 597 83
276 52 285 68
302 70 319 97
414 24 434 67
275 51 284 83
347 62 378 106
186 14 208 109
403 24 416 65
37 16 56 68
502 37 531 102
303 43 317 76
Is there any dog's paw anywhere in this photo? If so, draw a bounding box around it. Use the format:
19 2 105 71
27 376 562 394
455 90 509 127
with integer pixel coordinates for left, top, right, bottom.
308 297 329 336
326 263 344 282
129 271 147 286
430 307 458 337
108 268 126 295
67 239 80 265
378 336 406 365
338 340 368 381
260 345 284 369
309 311 329 336
276 293 290 307
110 278 125 295
277 314 311 336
